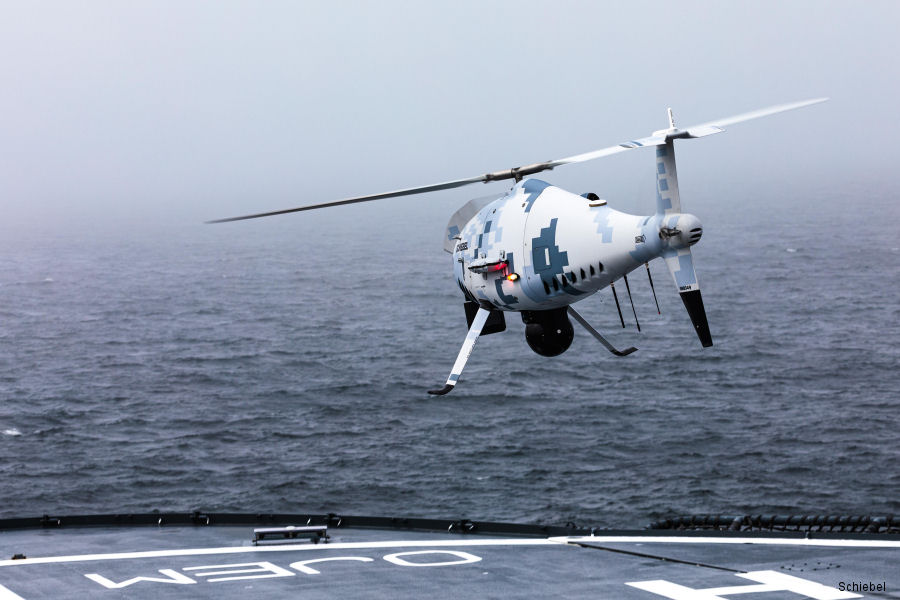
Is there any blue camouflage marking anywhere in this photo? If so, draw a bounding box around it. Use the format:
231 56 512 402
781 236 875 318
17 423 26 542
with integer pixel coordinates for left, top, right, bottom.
469 207 504 259
592 206 614 243
447 225 460 240
656 146 668 157
663 249 698 288
458 210 481 260
659 178 669 191
494 251 519 308
657 162 666 175
528 218 584 297
657 187 672 213
494 252 519 308
522 179 551 213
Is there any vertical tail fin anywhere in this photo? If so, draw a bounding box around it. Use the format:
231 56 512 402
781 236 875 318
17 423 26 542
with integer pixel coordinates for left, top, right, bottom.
663 247 712 347
655 109 712 347
655 141 681 216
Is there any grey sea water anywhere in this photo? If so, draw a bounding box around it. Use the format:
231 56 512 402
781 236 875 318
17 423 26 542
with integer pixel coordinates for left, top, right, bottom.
1 183 898 528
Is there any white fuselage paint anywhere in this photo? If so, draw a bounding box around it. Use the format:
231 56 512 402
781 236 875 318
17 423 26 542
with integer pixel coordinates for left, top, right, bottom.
452 180 696 312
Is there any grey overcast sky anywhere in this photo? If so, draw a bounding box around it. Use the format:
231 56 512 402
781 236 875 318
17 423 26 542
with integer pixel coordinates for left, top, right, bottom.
1 0 898 234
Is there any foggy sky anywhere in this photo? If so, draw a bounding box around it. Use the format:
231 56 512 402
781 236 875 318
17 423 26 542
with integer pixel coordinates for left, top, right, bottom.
1 1 898 236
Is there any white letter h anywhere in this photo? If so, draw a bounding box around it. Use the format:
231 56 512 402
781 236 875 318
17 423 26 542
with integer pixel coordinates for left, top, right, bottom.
626 570 862 600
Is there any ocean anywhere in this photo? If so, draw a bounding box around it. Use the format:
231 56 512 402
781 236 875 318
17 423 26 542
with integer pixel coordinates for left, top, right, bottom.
1 182 898 529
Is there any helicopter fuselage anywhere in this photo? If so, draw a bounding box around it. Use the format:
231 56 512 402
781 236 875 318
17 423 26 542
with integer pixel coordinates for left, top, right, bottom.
451 178 702 313
210 99 826 394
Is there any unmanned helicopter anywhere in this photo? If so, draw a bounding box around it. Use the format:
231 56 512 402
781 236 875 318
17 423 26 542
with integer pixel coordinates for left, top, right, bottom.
211 98 827 395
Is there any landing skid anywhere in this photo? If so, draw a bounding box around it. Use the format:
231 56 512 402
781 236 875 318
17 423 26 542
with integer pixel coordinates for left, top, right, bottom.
427 307 491 395
567 307 637 357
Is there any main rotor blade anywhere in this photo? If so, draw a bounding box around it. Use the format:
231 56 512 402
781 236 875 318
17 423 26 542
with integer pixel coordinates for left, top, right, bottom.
206 175 485 223
538 97 829 168
208 98 827 223
206 142 637 223
691 97 828 130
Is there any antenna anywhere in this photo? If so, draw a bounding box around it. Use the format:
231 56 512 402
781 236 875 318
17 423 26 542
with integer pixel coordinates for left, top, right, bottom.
645 263 661 314
667 107 676 130
623 274 641 331
610 282 626 328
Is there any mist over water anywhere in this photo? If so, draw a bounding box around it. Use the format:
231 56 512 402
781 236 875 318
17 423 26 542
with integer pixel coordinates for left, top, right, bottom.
1 185 897 528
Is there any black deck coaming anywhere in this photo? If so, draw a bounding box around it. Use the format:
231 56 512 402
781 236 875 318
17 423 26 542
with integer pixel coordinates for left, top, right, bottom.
2 512 900 543
0 512 582 538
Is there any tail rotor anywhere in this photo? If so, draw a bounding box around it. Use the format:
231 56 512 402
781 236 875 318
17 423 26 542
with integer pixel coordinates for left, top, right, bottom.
655 117 712 347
